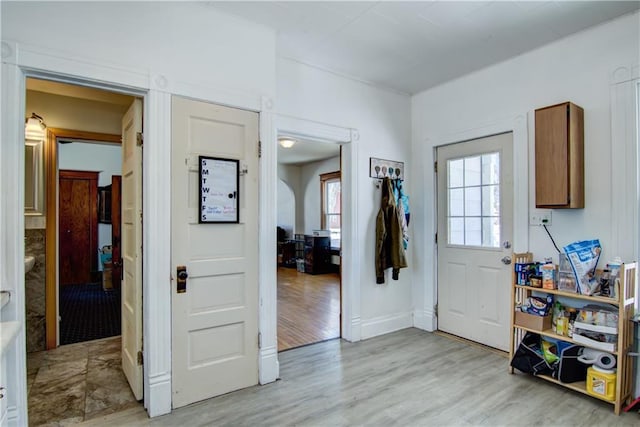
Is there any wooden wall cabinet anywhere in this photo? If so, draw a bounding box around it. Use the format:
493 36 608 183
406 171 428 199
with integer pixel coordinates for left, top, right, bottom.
535 102 584 208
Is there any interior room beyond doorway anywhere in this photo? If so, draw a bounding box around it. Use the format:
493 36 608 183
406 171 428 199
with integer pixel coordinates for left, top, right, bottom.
24 77 143 424
276 136 342 351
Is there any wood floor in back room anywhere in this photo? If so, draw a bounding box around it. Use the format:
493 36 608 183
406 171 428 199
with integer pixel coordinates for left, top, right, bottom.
77 328 639 426
277 266 340 351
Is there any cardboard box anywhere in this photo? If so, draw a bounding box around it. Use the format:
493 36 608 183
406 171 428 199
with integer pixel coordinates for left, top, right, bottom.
102 266 113 291
515 311 552 331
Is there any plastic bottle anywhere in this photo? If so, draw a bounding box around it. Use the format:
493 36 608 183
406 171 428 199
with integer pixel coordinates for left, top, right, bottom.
567 308 577 338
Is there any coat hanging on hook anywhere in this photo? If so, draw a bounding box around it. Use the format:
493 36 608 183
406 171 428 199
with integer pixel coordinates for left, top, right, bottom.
393 179 410 250
375 177 407 284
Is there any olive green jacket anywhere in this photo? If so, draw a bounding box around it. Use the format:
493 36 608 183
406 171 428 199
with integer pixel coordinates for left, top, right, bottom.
375 177 407 284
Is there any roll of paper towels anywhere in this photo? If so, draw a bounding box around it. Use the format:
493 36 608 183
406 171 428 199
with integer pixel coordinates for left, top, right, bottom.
596 352 616 370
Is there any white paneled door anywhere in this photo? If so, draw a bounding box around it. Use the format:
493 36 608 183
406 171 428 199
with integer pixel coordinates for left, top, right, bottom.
436 133 513 351
171 96 260 408
121 98 143 399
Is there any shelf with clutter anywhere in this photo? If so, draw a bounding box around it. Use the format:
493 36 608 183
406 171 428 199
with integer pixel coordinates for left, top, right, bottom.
508 248 637 415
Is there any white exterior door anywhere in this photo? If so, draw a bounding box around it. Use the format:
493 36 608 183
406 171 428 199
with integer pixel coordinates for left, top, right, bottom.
171 96 259 408
437 132 513 351
121 98 143 399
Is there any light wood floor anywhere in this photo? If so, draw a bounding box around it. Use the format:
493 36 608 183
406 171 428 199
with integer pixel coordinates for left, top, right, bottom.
78 328 639 426
277 266 340 352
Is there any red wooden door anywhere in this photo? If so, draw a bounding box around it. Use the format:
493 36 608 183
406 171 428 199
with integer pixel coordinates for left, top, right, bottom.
59 170 98 285
111 175 122 289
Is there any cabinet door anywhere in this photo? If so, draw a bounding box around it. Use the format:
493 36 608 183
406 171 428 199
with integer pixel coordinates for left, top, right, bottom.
535 102 584 208
535 103 569 206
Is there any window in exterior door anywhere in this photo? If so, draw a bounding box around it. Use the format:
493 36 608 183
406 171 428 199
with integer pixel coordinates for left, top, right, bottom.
320 171 341 247
447 152 500 248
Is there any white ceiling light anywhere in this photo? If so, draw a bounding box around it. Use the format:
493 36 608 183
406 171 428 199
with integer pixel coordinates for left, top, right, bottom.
25 112 46 140
279 138 296 149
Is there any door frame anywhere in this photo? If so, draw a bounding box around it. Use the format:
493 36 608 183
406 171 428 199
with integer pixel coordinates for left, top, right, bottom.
275 114 361 342
44 129 121 349
423 115 529 332
3 40 278 422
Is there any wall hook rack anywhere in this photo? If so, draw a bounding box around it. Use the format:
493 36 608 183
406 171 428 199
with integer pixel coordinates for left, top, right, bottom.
370 157 404 186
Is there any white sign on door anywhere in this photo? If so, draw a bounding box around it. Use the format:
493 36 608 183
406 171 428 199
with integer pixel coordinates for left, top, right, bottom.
199 156 239 223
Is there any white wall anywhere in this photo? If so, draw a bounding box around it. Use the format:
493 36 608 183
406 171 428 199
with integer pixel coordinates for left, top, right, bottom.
301 156 340 234
411 12 640 330
278 164 303 234
277 179 295 239
277 58 413 339
59 142 122 269
2 2 275 100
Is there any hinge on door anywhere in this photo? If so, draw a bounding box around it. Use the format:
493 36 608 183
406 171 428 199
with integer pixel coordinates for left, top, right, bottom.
258 140 262 158
258 332 262 349
136 132 143 147
434 161 437 173
434 303 438 318
137 350 144 366
435 233 438 244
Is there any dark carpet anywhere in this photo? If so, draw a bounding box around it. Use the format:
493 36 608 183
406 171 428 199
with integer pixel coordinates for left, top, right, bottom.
59 283 121 345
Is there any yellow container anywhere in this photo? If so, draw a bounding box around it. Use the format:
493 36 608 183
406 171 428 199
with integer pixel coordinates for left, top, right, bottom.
586 366 616 401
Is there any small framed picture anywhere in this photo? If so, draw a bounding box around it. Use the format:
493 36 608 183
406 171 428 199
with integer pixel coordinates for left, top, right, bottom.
199 156 239 223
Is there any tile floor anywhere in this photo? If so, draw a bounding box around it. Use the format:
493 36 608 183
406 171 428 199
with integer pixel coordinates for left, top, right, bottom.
27 336 140 426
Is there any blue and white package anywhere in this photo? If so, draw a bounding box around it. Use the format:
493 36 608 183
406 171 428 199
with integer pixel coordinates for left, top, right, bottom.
563 239 601 295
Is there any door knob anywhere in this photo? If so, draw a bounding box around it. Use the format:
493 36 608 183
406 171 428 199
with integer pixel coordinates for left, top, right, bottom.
503 241 511 249
176 266 188 293
501 256 512 265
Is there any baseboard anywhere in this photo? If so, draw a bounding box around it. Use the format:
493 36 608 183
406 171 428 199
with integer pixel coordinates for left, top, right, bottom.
361 311 413 340
147 372 171 417
413 308 436 332
343 316 361 342
259 346 279 384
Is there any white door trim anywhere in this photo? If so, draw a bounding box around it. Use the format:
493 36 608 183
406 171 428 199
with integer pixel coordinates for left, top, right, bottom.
1 58 29 427
609 64 639 264
416 114 528 332
274 114 361 342
1 40 277 421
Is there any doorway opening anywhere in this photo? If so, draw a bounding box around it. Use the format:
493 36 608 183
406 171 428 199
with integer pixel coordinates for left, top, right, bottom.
276 136 342 351
24 77 143 424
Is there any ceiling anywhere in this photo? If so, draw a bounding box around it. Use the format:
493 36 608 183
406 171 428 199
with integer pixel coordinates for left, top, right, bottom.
277 137 341 165
206 1 640 94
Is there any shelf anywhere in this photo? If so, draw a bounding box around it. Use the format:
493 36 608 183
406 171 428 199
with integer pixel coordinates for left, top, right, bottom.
514 285 619 305
534 374 615 405
513 324 618 355
511 259 637 415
